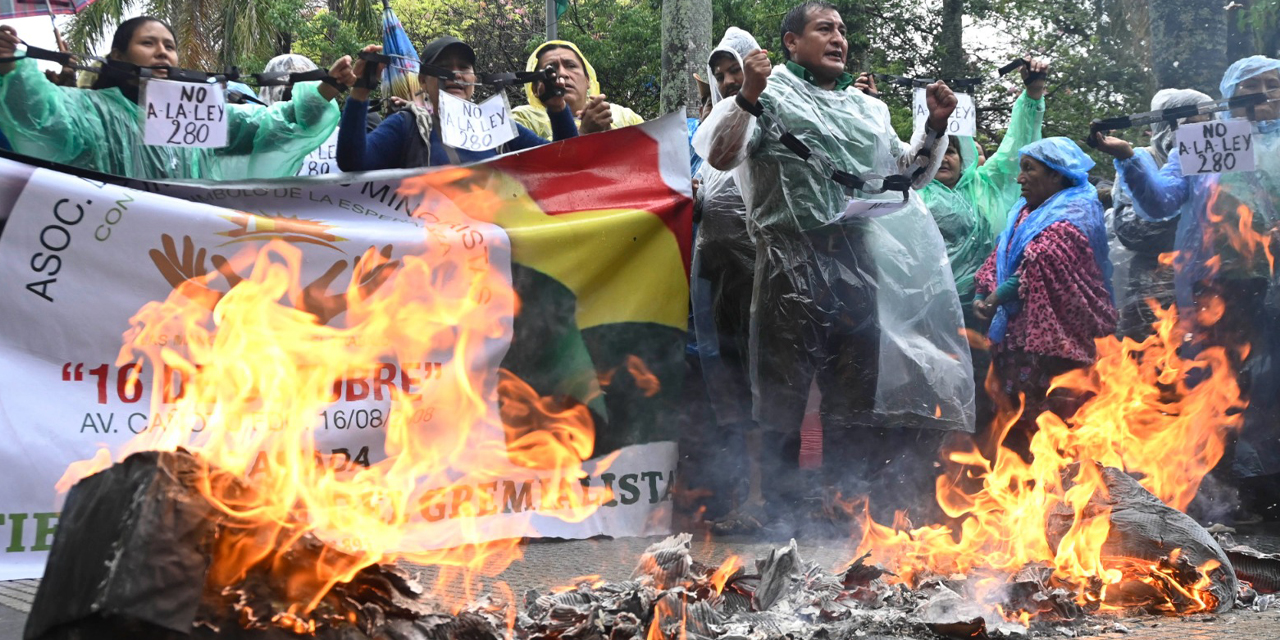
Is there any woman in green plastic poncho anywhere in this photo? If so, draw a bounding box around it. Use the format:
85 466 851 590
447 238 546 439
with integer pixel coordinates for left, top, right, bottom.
0 17 347 181
921 59 1049 312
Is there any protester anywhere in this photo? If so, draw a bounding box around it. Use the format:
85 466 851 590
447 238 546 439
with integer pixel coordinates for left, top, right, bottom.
512 40 643 139
336 37 577 171
1109 88 1211 341
973 138 1117 457
255 53 378 176
689 26 766 534
693 2 974 528
924 59 1048 313
0 18 344 180
259 53 319 105
1092 56 1280 520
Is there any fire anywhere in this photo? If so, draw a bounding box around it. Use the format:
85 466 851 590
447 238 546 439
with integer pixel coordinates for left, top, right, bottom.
853 302 1244 614
709 555 742 595
1203 185 1275 276
58 166 607 616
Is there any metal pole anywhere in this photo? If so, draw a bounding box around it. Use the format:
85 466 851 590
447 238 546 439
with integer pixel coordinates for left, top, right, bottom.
546 0 558 41
43 0 59 32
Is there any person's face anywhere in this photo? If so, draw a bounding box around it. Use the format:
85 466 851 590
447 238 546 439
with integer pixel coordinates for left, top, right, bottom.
117 21 176 77
1231 70 1280 122
935 138 961 188
784 7 847 82
1017 156 1065 210
538 48 589 109
424 49 476 108
711 54 743 99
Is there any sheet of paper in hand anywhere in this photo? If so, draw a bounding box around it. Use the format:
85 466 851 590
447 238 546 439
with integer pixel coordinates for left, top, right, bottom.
1176 119 1255 176
913 88 976 137
842 194 910 219
438 91 519 152
142 79 229 148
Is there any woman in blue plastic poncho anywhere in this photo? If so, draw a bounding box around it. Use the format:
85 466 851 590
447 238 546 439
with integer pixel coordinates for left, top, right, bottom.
0 18 346 181
1092 57 1280 509
973 138 1117 457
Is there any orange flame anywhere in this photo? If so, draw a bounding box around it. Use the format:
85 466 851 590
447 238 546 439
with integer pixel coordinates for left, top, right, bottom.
1203 185 1275 277
58 166 607 616
854 303 1243 613
709 555 742 595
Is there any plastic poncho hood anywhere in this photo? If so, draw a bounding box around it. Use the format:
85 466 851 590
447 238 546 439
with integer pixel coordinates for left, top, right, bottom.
524 40 600 110
706 27 760 105
259 53 319 106
1149 88 1213 165
514 40 644 139
1219 56 1280 134
1020 136 1094 186
991 137 1112 343
1219 55 1280 100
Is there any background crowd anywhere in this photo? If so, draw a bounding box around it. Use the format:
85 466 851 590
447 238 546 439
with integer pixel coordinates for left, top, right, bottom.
0 0 1276 539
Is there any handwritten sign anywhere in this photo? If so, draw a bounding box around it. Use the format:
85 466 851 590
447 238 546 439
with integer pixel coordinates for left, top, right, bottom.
438 92 518 152
913 88 976 137
298 130 341 176
143 79 228 148
1176 119 1255 176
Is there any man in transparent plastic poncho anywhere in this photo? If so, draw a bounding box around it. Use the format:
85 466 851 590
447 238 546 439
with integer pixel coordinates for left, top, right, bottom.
1093 56 1280 518
692 1 975 524
690 27 769 533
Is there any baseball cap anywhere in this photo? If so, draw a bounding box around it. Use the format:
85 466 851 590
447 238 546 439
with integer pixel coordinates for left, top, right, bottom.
421 36 476 66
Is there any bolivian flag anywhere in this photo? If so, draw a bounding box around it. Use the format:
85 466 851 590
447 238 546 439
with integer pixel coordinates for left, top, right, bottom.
485 114 693 456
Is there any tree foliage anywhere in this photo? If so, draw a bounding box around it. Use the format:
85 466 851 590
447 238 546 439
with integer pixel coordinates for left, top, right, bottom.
65 0 381 71
65 0 1277 176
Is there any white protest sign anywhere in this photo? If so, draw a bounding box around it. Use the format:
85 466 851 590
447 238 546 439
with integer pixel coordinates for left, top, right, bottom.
143 79 228 148
298 129 341 176
438 91 518 152
913 88 976 137
1176 119 1255 176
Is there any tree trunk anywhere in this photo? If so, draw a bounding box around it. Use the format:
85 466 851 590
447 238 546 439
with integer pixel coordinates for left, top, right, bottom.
1147 0 1227 96
939 0 965 79
661 0 712 117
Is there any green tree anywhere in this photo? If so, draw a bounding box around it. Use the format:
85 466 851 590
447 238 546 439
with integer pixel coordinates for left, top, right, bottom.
66 0 381 71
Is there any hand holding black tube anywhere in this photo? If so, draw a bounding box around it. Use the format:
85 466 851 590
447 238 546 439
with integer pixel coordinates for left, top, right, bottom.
0 26 20 76
1020 57 1050 100
347 45 385 102
534 65 570 112
1088 130 1135 160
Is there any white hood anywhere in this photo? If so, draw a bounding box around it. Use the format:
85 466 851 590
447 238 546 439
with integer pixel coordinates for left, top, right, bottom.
707 27 761 105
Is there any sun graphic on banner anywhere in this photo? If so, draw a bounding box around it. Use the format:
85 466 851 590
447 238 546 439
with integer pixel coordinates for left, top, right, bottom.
217 211 347 252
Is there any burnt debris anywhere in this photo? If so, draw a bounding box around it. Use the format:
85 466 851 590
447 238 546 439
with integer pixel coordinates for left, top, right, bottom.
24 454 1266 639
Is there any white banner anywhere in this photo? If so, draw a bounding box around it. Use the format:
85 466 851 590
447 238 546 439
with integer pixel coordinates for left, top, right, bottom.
0 160 676 580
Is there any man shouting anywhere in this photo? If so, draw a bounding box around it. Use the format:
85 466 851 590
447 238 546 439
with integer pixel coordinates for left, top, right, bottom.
693 1 974 532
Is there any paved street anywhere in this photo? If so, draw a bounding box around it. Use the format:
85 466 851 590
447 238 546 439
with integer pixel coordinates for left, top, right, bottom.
4 526 1279 639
